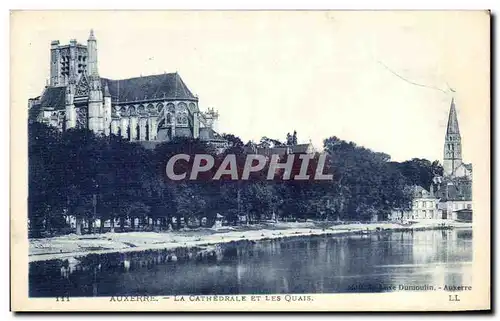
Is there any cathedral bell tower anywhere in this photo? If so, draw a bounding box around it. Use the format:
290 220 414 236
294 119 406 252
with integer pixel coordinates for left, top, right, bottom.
443 97 462 177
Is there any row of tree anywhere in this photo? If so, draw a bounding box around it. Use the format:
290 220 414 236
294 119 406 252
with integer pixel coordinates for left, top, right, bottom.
28 122 443 237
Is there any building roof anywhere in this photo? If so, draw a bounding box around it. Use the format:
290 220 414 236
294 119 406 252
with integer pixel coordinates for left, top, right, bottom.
411 185 435 199
243 143 314 156
38 86 66 109
32 73 197 112
199 127 225 141
175 127 193 138
28 104 43 122
434 176 472 201
290 143 314 154
243 146 289 157
102 73 197 103
463 163 473 171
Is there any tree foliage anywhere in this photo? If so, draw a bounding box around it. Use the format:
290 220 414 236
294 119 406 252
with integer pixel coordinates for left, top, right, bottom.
28 123 440 236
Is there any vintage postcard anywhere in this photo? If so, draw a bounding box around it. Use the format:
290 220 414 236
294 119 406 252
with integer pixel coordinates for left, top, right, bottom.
10 10 490 312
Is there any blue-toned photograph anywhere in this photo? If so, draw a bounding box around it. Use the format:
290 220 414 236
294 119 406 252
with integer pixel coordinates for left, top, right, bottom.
22 11 478 301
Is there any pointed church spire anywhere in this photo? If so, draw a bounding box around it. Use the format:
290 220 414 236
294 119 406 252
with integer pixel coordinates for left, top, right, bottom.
446 97 460 136
87 29 98 76
103 82 111 97
88 29 96 41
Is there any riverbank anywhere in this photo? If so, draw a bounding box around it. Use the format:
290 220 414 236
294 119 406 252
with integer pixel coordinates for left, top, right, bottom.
29 220 472 263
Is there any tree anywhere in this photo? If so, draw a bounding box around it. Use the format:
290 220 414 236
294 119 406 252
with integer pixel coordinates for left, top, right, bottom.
259 136 284 148
391 158 444 189
323 136 411 221
241 181 276 223
222 133 244 148
286 130 298 145
28 122 64 236
28 122 440 237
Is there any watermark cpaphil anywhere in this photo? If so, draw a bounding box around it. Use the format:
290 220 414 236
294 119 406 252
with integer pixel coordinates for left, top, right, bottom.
165 153 334 181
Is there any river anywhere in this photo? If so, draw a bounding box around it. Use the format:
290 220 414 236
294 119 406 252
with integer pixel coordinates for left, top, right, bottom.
29 228 472 297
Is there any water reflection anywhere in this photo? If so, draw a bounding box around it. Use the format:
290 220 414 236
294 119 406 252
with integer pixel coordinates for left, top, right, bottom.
29 229 472 297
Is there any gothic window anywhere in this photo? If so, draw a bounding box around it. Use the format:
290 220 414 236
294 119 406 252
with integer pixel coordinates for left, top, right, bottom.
75 107 87 129
176 103 189 126
167 103 175 113
120 106 127 117
166 113 172 124
147 104 155 113
75 75 89 96
177 112 188 126
189 103 196 112
157 103 163 113
138 105 146 114
129 106 136 116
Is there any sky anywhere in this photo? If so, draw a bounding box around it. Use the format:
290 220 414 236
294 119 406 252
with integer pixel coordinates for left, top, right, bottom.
11 11 490 162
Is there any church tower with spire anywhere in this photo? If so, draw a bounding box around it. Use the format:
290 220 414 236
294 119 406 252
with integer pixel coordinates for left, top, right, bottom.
442 98 472 178
443 98 462 176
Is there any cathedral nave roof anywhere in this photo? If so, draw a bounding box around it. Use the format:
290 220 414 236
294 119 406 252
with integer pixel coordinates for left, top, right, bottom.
101 73 197 103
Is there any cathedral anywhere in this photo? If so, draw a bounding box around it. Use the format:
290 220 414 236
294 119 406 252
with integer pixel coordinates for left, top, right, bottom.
28 30 227 149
